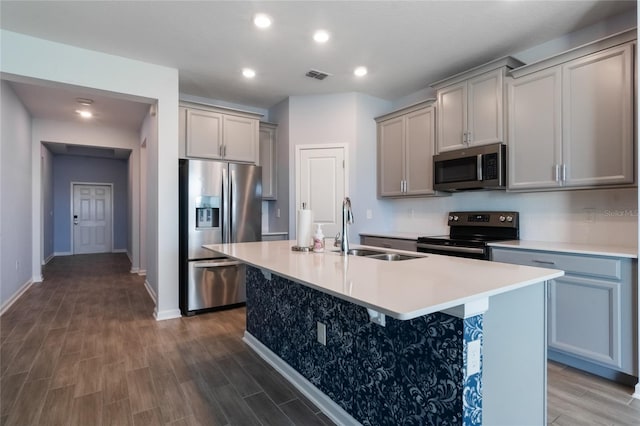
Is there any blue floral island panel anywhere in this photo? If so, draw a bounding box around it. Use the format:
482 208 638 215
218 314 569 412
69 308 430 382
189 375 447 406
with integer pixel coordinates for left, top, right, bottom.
246 266 483 426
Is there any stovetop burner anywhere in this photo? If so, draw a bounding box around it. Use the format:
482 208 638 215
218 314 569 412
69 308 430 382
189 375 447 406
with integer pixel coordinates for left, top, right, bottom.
417 211 519 259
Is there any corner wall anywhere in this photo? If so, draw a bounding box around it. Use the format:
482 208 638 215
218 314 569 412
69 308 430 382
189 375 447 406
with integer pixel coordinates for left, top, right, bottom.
0 81 33 312
1 30 180 320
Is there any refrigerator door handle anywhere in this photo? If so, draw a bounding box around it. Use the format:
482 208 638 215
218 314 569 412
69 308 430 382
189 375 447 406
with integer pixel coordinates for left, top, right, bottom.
193 260 242 268
229 168 235 243
222 166 230 243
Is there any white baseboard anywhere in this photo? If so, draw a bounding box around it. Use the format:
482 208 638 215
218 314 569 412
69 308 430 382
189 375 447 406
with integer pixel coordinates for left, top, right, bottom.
138 269 147 276
43 253 54 265
243 332 359 426
143 279 157 304
53 251 72 257
0 278 34 315
112 248 127 253
130 267 140 274
633 382 640 399
154 308 181 321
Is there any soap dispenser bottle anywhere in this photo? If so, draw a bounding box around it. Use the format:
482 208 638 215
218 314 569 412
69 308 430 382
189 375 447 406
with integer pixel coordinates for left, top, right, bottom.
313 223 325 253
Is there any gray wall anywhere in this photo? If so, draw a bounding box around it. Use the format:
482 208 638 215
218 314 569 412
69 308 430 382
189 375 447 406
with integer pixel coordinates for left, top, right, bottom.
0 81 33 311
52 155 129 253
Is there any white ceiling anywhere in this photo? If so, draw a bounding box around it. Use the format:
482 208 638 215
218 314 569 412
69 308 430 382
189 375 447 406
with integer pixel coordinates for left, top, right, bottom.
0 1 636 125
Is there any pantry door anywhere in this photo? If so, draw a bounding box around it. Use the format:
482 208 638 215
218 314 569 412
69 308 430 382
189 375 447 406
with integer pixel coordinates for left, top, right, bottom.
72 184 113 254
296 145 347 240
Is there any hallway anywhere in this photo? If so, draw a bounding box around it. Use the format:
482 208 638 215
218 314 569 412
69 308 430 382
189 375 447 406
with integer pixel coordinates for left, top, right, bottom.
0 254 332 425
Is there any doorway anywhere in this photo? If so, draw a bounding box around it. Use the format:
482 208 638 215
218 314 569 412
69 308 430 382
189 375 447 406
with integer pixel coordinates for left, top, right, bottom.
295 145 348 239
72 183 113 254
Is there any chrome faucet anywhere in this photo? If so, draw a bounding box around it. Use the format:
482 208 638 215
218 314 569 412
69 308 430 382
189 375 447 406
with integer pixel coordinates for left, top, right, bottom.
336 197 354 255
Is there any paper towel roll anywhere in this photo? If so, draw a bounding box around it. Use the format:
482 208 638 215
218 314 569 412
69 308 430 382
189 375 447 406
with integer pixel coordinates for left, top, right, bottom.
297 209 312 248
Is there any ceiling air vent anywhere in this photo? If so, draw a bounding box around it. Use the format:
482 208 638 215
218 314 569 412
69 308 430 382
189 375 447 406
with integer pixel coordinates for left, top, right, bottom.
306 69 331 80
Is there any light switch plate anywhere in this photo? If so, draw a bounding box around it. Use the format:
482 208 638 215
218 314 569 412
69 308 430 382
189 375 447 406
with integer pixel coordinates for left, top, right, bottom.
467 339 481 377
317 322 326 345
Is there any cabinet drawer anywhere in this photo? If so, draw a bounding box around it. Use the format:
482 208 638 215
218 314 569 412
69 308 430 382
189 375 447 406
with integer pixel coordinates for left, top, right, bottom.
491 248 621 280
361 236 417 252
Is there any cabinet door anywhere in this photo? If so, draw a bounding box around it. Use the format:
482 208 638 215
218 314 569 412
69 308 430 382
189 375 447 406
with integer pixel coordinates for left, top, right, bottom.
405 106 435 195
507 68 563 190
467 69 504 147
548 275 622 369
562 44 634 187
223 115 258 163
361 236 417 251
377 117 405 197
259 124 277 200
186 109 223 159
436 82 467 152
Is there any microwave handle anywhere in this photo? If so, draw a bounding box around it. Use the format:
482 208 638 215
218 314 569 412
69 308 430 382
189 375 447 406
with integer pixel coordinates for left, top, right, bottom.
476 155 483 181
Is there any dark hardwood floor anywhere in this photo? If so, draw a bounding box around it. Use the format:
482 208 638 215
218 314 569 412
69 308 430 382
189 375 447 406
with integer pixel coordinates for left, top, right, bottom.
0 253 333 426
1 253 638 425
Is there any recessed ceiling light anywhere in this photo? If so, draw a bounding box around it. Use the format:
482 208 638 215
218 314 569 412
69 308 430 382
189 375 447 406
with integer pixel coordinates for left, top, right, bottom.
242 68 256 78
76 110 93 118
253 13 272 29
76 97 94 106
313 30 330 43
354 66 368 77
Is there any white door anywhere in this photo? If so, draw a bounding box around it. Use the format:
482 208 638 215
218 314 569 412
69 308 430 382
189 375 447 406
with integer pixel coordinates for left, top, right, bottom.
73 184 112 254
297 146 346 240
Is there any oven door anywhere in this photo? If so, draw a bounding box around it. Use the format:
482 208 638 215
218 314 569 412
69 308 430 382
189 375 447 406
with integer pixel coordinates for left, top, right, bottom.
417 242 489 260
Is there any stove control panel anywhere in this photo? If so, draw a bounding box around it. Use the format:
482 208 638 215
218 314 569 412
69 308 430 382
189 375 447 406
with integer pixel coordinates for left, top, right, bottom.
447 211 519 228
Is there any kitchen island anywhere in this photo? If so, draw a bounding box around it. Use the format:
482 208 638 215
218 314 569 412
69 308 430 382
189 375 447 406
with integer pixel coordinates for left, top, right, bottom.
205 240 564 425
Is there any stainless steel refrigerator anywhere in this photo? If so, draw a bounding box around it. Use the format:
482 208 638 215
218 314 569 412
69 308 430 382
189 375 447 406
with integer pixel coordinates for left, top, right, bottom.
179 159 262 316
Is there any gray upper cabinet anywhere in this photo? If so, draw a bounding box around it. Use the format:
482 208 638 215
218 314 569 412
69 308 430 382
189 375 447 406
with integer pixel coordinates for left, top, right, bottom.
186 108 223 159
259 122 277 200
491 247 637 378
432 57 524 153
376 102 439 198
508 33 635 191
179 102 261 164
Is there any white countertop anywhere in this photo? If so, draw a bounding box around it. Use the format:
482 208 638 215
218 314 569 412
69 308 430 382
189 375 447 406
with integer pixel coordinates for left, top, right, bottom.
489 240 638 259
204 240 563 320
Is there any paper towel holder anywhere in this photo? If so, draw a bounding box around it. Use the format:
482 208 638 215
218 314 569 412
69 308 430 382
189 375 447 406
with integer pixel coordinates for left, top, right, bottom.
292 202 312 252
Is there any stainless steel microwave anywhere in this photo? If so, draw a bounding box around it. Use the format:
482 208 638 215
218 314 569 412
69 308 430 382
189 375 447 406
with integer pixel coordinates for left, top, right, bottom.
433 143 506 191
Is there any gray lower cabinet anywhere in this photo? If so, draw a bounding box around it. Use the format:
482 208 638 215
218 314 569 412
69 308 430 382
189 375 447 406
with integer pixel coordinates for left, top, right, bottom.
262 233 288 241
491 247 637 380
360 235 417 252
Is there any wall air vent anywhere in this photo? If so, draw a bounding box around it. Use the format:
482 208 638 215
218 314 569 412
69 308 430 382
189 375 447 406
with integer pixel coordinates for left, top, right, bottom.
305 69 331 80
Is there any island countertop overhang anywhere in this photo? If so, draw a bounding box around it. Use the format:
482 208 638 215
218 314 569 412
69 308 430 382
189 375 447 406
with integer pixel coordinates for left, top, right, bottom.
204 240 564 320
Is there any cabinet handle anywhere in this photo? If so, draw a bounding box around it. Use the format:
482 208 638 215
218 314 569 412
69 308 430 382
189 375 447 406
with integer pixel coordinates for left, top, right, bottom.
403 180 407 193
467 131 472 143
476 155 483 181
219 145 223 157
223 145 227 157
463 132 467 144
561 164 567 182
554 164 560 183
533 259 556 266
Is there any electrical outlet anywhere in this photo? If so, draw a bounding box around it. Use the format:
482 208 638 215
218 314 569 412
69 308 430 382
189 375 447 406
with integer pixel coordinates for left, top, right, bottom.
467 339 481 377
583 208 596 223
317 322 327 346
366 209 373 219
276 208 281 218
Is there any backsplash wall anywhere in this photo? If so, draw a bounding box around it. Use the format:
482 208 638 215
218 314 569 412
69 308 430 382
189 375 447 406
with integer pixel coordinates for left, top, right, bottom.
382 187 637 247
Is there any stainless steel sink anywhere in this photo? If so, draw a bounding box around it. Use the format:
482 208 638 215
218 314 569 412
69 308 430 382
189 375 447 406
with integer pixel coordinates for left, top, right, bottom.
345 248 386 256
333 248 422 261
367 253 421 261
